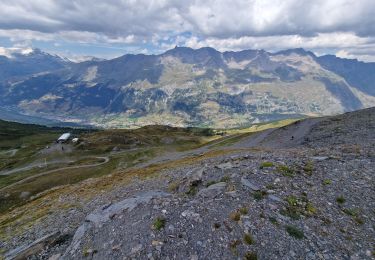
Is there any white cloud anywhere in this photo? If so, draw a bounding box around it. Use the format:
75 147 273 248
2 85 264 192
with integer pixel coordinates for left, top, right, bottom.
0 0 374 60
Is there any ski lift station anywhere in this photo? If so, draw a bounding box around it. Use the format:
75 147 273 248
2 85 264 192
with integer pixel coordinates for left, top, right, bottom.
57 133 71 143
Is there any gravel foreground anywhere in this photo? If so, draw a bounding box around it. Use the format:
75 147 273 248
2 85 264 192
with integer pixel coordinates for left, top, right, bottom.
1 108 374 260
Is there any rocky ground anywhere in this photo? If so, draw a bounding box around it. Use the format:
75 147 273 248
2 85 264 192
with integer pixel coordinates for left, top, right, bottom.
1 108 374 260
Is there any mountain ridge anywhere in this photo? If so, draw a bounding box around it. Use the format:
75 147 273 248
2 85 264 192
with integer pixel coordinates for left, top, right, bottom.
0 46 374 128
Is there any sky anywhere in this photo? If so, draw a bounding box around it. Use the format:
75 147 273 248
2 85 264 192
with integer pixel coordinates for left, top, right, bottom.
0 0 375 61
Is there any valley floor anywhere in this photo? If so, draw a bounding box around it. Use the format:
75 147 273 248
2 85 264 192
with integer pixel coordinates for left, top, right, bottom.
0 108 374 259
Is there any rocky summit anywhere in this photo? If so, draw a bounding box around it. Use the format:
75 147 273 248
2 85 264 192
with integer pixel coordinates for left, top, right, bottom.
0 107 374 259
1 47 375 128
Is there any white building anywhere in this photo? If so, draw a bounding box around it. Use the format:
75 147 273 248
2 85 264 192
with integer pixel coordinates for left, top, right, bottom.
57 133 71 143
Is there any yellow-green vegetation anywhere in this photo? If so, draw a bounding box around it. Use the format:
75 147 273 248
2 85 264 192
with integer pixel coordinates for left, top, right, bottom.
322 179 332 185
276 165 295 177
306 202 317 215
286 195 298 206
303 161 314 175
0 148 238 241
239 207 248 215
282 195 317 219
0 116 299 243
260 161 274 169
0 122 230 213
220 175 231 183
0 157 120 213
153 217 166 230
243 233 255 245
208 133 252 149
167 180 180 192
224 118 300 135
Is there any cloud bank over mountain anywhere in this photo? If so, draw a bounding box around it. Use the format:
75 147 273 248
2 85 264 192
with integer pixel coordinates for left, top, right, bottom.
0 0 374 61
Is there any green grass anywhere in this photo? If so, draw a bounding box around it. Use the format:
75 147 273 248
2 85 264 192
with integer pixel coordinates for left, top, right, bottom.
303 161 314 175
220 175 231 183
243 233 255 245
239 207 248 215
336 196 346 204
276 165 295 177
260 161 274 169
285 225 304 239
286 195 298 206
0 157 120 213
253 190 267 201
153 217 166 230
208 133 252 149
342 208 358 216
269 216 279 225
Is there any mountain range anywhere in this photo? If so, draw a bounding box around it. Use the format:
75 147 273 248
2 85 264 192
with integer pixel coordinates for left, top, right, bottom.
0 47 374 128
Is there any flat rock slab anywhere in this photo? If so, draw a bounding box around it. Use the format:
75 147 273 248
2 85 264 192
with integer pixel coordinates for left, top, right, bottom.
215 162 234 170
198 182 226 198
64 191 170 257
86 190 170 226
311 156 329 161
241 177 260 191
268 194 283 203
5 232 61 260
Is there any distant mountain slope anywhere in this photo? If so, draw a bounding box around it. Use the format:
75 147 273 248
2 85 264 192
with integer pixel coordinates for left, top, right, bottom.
0 48 68 82
0 47 374 128
317 55 375 96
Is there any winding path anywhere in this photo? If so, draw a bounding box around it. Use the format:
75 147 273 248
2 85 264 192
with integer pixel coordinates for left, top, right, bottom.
0 156 110 192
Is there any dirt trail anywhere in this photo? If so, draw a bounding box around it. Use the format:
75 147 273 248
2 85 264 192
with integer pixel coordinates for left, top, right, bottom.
0 159 75 176
232 118 323 149
0 156 109 192
135 118 322 168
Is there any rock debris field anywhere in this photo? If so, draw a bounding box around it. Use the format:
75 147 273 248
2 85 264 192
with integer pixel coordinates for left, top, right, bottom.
1 108 374 259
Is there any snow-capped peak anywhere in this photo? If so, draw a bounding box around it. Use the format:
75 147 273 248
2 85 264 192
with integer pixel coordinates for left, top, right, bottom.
0 47 37 58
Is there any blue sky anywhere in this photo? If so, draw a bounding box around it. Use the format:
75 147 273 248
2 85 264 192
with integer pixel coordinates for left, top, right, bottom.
0 0 375 61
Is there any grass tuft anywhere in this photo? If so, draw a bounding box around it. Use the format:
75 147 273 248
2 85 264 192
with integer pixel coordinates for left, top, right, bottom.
253 190 267 201
260 162 274 169
243 233 255 245
276 165 295 177
229 211 241 222
220 175 231 183
153 217 166 230
244 251 258 260
285 225 304 239
239 207 248 215
336 196 345 204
